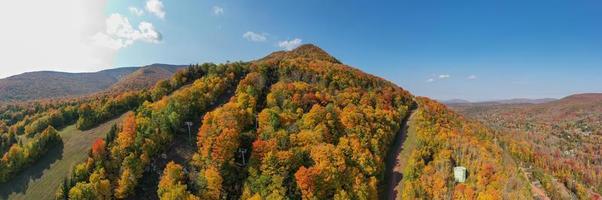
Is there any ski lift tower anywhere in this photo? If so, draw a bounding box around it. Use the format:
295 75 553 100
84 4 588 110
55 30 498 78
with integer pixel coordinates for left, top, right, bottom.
185 121 193 145
238 148 247 166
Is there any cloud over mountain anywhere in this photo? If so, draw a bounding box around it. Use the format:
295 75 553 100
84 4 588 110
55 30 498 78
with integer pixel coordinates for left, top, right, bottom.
92 14 162 50
278 38 302 50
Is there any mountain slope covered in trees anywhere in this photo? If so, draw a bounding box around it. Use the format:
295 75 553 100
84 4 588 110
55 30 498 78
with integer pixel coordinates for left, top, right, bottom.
1 44 533 199
0 64 184 102
59 44 532 199
106 64 186 93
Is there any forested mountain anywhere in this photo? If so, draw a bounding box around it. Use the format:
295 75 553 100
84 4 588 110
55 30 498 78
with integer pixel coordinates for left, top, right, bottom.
0 44 533 199
106 64 186 93
451 93 602 199
0 64 184 102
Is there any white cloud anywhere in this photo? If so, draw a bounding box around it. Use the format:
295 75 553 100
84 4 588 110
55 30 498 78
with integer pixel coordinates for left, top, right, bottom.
243 32 267 42
427 74 451 83
278 38 302 50
137 22 162 42
129 7 144 16
92 13 162 50
467 75 477 80
212 6 224 16
146 0 165 19
0 0 115 78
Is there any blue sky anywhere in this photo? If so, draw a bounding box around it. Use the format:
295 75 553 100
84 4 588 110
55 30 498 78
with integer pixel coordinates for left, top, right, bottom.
2 0 602 101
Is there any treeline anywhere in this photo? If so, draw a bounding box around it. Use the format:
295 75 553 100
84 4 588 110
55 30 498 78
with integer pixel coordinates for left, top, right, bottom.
0 102 79 182
1 105 77 156
72 62 237 131
23 106 79 136
2 101 78 136
0 126 61 182
74 63 213 130
60 62 247 199
398 97 531 199
75 92 143 130
0 101 70 127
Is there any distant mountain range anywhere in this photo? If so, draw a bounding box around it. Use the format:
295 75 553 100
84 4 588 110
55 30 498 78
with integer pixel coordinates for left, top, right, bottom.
0 64 185 102
442 97 557 105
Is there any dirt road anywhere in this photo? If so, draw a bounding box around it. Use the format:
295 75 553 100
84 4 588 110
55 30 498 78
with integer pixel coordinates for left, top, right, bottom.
383 110 416 200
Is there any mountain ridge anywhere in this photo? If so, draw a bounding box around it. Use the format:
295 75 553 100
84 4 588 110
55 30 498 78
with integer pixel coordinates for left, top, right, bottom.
443 97 557 105
0 64 185 102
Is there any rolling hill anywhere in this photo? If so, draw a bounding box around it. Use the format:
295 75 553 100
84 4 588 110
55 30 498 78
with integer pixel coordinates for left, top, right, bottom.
0 64 185 102
106 64 186 93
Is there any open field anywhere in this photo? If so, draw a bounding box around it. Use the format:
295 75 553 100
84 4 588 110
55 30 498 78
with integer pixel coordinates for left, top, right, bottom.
0 113 128 200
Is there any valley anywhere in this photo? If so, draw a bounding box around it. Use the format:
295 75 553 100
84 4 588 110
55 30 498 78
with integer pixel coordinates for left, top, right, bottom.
450 94 602 199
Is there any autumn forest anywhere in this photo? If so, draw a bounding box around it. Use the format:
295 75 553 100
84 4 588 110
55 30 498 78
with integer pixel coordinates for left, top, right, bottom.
0 45 599 200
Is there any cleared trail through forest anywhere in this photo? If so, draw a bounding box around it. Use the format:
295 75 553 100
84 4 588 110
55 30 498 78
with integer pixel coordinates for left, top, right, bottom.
134 83 239 200
0 113 128 200
383 109 417 200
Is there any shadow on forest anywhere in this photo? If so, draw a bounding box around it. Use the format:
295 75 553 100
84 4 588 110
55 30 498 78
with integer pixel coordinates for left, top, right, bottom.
0 140 64 199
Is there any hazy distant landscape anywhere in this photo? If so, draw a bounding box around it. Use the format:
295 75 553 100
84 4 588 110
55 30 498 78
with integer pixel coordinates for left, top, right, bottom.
0 64 184 102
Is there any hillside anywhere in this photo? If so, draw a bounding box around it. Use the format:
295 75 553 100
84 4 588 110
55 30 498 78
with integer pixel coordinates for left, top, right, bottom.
0 64 184 102
0 68 136 102
451 93 602 199
106 64 186 93
0 44 532 199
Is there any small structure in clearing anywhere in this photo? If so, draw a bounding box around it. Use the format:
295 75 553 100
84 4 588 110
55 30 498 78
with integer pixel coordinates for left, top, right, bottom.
454 166 467 183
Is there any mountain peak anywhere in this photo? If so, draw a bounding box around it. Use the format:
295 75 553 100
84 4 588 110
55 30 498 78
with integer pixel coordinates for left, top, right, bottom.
290 44 340 63
258 44 341 64
290 44 328 54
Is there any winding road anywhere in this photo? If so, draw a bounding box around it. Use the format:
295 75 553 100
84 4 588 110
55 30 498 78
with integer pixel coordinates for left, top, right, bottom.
383 109 416 200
